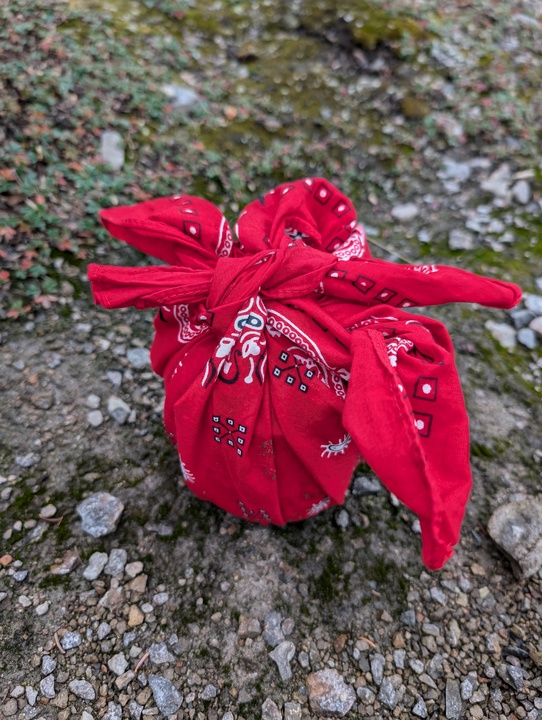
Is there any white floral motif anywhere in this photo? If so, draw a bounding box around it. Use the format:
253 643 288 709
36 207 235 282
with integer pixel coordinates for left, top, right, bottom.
386 337 414 367
333 223 368 261
320 433 352 458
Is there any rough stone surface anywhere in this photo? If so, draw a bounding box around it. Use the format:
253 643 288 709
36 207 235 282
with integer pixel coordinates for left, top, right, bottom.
148 674 183 715
108 652 129 676
83 551 109 581
107 396 131 424
68 679 96 701
488 497 542 577
391 202 419 222
449 228 474 250
262 611 285 647
269 640 295 681
306 669 356 717
76 493 124 537
485 320 517 349
445 678 462 719
262 697 282 720
104 548 128 576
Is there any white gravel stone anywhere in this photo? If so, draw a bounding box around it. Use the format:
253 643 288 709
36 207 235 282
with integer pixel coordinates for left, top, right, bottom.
149 642 175 665
449 228 474 250
35 601 49 616
18 594 31 607
485 320 517 349
518 328 537 349
104 548 128 576
87 410 104 427
512 179 531 204
153 592 169 606
488 497 542 577
76 492 124 537
262 611 285 647
148 674 183 715
100 130 125 171
269 640 295 681
40 674 55 699
391 202 419 222
68 679 96 701
126 347 150 369
83 552 109 581
525 294 542 315
61 631 82 649
15 453 40 468
125 560 143 578
108 652 129 676
41 655 56 675
86 394 101 409
529 316 542 336
161 84 200 111
306 668 356 717
25 686 38 706
107 396 131 424
39 503 57 518
262 698 281 720
97 622 111 640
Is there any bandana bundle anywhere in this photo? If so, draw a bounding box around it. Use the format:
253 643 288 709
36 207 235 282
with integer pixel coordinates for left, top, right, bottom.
88 178 521 570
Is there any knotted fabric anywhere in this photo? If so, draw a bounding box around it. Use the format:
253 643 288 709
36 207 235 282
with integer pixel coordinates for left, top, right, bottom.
88 178 521 570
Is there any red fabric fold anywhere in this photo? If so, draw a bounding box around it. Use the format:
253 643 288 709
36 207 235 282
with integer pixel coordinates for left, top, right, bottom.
88 177 521 569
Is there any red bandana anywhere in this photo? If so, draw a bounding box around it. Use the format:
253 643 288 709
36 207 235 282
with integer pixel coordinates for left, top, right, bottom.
88 178 521 570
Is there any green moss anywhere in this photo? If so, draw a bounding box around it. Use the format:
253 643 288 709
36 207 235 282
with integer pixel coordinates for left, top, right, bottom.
10 485 36 514
314 553 343 604
38 573 71 589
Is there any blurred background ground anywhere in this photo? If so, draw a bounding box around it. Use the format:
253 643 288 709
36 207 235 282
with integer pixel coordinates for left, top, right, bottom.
1 1 542 719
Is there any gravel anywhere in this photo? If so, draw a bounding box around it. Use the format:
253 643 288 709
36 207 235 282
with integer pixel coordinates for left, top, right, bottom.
488 497 542 577
76 493 125 537
269 640 296 681
83 551 109 581
148 674 183 715
306 669 356 717
68 679 96 700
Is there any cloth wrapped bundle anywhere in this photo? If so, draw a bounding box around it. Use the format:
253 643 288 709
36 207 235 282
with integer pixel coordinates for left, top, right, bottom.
88 178 521 570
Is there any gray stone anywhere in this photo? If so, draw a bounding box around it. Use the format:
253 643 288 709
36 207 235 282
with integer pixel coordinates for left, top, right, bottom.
104 548 127 576
506 664 524 690
15 453 40 468
525 294 542 315
262 698 282 720
100 131 124 171
107 396 131 424
518 328 537 349
356 687 375 703
512 179 531 204
485 320 517 350
103 702 122 720
40 674 55 699
352 476 381 495
306 669 356 717
61 631 82 649
510 308 535 329
449 229 474 250
161 84 200 111
83 552 109 581
148 674 183 715
149 642 175 665
393 649 406 669
76 492 124 537
481 163 511 197
400 609 416 627
282 618 295 636
13 570 28 581
107 370 123 387
430 587 447 605
284 701 302 720
25 686 38 706
488 497 542 577
412 697 428 718
262 611 285 647
530 316 542 336
238 615 261 638
68 679 96 701
461 674 477 700
200 684 217 700
370 653 386 685
35 601 49 616
87 410 104 427
108 652 128 676
377 677 398 710
269 640 295 681
126 347 150 369
391 203 419 222
445 679 462 719
97 622 111 640
86 393 101 409
335 509 349 529
41 655 56 675
439 159 471 183
128 701 143 720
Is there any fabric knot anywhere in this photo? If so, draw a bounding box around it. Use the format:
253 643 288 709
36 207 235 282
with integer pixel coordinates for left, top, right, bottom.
206 238 336 334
